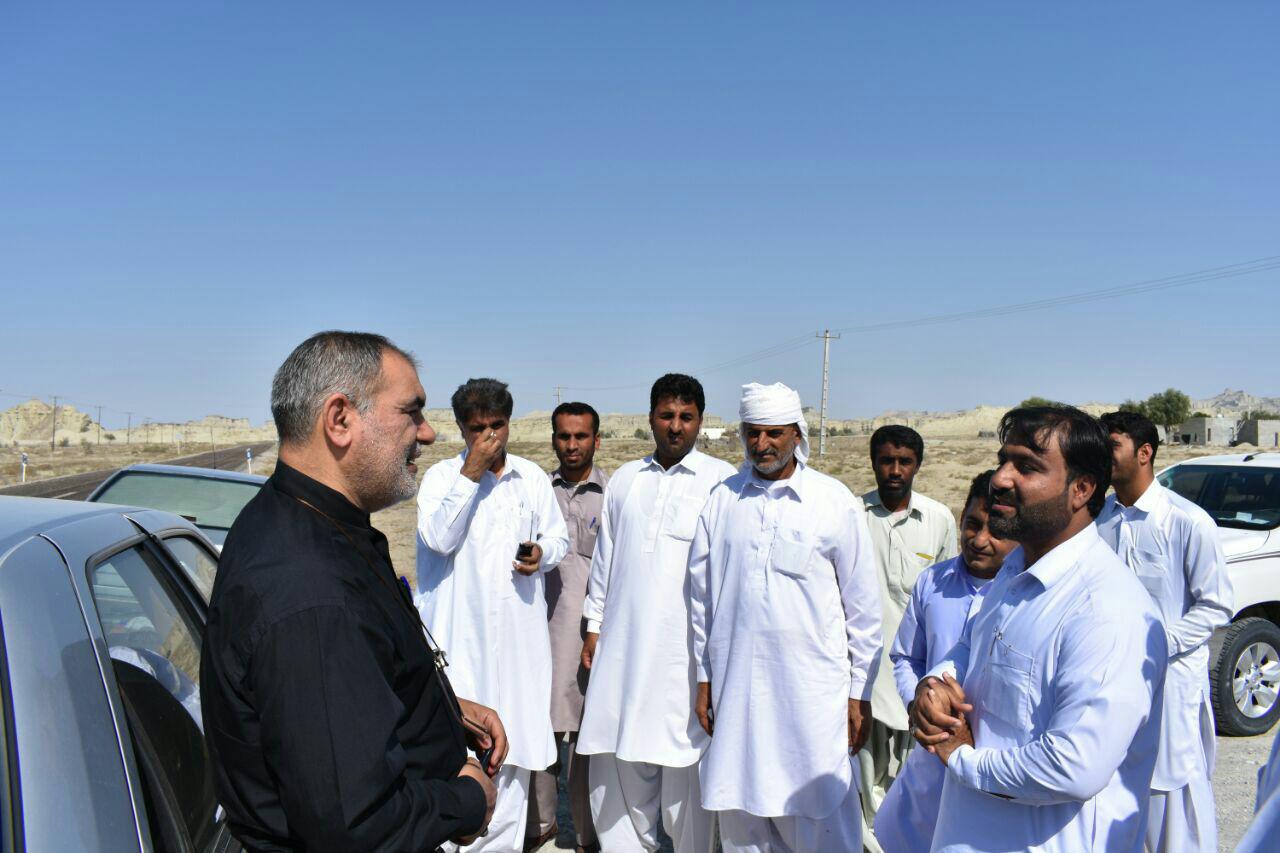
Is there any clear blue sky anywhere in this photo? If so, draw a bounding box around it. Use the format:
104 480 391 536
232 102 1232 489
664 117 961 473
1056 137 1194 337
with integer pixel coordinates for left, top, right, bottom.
3 3 1277 427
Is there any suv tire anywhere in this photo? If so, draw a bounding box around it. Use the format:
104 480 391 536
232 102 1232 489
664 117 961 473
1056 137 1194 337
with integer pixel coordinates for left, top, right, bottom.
1212 617 1280 736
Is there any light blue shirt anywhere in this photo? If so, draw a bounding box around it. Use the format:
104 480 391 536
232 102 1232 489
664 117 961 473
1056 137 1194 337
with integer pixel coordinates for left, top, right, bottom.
891 556 993 711
927 524 1168 853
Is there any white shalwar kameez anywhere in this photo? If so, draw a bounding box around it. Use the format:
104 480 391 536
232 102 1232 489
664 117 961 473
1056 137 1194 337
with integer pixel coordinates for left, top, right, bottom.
689 458 882 853
415 451 568 852
1096 480 1232 853
927 525 1168 853
578 446 735 853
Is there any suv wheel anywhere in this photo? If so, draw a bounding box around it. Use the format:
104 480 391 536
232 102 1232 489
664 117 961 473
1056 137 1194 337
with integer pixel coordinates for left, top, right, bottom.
1213 617 1280 736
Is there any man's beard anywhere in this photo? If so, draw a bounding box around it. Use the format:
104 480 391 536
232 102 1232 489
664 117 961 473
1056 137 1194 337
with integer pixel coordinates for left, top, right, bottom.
357 416 419 512
988 486 1072 542
752 446 795 476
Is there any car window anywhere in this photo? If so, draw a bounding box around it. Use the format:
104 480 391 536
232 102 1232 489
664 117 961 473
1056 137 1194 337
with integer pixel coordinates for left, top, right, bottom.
1158 465 1280 530
162 535 219 603
94 473 260 534
89 546 219 851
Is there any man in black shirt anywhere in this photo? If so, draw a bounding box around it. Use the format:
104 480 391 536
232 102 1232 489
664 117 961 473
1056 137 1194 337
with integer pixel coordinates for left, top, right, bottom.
203 331 502 851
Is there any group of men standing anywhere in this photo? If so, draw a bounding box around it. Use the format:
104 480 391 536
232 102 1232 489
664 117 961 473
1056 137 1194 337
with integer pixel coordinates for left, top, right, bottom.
201 330 1235 853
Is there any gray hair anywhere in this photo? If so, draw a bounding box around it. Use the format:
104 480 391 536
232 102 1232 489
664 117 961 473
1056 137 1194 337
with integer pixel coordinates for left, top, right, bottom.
271 331 417 445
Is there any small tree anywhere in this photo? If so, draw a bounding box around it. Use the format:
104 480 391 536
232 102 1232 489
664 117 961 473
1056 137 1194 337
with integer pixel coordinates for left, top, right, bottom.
104 432 117 442
1143 388 1191 434
1243 409 1280 421
633 428 647 439
1019 396 1062 408
1118 399 1148 417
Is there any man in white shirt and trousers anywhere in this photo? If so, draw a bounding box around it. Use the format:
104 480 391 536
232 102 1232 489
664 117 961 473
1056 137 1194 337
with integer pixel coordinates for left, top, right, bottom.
913 405 1168 852
577 373 736 853
416 378 570 852
860 425 959 851
1095 411 1233 853
689 382 882 853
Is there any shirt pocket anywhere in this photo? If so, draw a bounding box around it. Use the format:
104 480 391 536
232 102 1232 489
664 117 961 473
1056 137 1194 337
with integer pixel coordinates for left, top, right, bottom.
770 532 815 579
662 494 704 541
515 508 535 543
574 516 599 559
1131 549 1167 606
982 634 1034 734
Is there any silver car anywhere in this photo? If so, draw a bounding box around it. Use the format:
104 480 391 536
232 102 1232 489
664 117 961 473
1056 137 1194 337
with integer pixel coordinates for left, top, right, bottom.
0 495 238 851
87 464 267 551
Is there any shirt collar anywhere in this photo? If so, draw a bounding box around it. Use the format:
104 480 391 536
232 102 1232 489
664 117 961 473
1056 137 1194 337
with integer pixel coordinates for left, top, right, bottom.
1132 479 1165 513
744 462 807 500
552 465 607 492
459 449 523 481
643 447 704 475
270 460 371 529
863 488 920 517
1007 523 1101 590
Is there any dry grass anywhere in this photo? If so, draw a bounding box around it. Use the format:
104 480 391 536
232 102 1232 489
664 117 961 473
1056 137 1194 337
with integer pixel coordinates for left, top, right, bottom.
0 441 239 486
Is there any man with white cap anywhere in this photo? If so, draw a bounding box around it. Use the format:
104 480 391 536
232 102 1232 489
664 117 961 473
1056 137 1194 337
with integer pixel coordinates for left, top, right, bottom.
689 382 883 852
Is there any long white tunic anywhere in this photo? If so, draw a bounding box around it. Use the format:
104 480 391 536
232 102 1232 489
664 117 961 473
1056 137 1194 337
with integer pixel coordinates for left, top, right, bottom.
1095 481 1233 792
577 448 737 767
688 464 882 819
927 525 1167 853
862 489 959 731
414 452 569 772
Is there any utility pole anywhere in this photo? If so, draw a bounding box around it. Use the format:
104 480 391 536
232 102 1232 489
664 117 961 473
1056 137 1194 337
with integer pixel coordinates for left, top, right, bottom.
554 386 564 406
125 412 133 445
815 330 841 457
95 405 103 445
50 396 59 450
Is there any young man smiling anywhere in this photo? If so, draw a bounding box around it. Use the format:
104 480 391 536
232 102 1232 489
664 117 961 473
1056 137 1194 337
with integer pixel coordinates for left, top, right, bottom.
875 470 1016 852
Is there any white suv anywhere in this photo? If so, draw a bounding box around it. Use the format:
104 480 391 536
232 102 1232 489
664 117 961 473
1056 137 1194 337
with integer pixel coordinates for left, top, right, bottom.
1157 452 1280 736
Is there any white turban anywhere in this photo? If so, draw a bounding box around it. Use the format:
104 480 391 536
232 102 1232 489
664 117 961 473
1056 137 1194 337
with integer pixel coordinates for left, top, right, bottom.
738 382 809 465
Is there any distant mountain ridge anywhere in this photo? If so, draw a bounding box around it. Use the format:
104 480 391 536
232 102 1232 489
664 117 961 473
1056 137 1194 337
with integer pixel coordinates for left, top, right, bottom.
1192 389 1280 415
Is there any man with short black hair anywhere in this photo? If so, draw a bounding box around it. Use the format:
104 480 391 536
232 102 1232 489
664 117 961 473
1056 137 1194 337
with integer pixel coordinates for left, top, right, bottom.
417 378 570 852
860 424 958 849
913 405 1167 851
204 331 505 851
578 373 736 853
525 402 608 853
1097 410 1232 852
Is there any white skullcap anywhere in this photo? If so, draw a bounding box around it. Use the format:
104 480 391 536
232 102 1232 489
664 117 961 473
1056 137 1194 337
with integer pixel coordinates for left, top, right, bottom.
738 382 809 464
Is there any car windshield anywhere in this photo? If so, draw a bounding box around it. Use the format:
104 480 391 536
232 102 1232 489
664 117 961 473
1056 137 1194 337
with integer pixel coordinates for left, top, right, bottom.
93 472 261 533
1158 464 1280 530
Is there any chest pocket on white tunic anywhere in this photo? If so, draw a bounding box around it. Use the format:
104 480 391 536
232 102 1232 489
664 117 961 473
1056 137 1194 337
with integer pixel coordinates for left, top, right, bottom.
982 635 1034 733
1130 549 1167 608
663 494 704 541
770 533 815 579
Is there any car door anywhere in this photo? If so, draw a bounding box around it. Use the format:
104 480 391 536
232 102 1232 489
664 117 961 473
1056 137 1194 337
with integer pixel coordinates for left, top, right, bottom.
47 512 240 853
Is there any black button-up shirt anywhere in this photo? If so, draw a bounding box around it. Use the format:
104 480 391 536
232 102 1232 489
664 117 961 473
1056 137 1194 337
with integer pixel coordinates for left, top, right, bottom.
201 461 485 851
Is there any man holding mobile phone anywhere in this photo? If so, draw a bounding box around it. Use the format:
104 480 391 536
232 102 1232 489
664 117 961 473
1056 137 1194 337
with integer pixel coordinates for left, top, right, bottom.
417 378 570 852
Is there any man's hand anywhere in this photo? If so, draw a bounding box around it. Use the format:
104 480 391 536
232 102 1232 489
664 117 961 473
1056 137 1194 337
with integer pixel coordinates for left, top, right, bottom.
696 682 714 736
451 758 496 844
581 632 599 670
848 699 871 755
461 431 505 482
512 543 542 576
911 673 972 753
932 713 975 765
457 698 509 776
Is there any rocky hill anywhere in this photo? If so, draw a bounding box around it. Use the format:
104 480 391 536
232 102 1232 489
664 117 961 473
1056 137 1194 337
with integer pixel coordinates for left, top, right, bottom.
1192 389 1280 416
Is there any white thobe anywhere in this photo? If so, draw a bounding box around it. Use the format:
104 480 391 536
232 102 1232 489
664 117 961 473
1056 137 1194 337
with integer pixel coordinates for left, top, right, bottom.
414 451 568 773
1096 481 1232 851
875 557 990 852
927 524 1168 853
578 448 736 766
688 464 882 819
862 489 959 731
1237 729 1280 852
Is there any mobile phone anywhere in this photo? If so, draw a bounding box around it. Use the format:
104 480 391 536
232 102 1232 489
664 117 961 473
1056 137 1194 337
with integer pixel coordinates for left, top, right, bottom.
476 744 495 772
516 541 535 561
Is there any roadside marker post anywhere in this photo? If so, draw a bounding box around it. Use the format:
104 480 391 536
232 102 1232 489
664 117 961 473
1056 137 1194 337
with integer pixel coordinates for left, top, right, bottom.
20 453 28 484
246 448 253 474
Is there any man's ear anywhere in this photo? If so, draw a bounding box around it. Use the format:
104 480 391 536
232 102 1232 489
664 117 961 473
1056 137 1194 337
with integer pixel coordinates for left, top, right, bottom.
1137 443 1154 468
320 392 358 449
1070 474 1097 514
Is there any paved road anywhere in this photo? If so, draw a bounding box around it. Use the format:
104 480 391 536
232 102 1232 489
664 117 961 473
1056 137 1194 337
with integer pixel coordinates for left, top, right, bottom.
0 441 276 501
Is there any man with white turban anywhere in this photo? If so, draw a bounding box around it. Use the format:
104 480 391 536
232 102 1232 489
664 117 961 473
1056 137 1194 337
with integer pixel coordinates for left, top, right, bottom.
689 382 883 852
